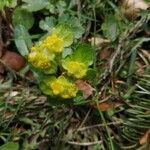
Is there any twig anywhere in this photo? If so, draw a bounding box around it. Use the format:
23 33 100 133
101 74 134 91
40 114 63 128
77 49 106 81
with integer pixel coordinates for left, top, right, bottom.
77 108 91 130
67 140 103 146
76 121 123 132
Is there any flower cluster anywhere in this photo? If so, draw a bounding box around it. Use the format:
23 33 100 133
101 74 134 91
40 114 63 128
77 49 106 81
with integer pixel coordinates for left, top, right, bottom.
28 33 64 72
43 34 64 53
63 60 88 79
49 76 78 99
27 24 94 100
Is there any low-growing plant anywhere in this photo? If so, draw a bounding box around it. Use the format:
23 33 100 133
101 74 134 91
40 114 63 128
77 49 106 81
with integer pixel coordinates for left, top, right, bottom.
27 23 95 101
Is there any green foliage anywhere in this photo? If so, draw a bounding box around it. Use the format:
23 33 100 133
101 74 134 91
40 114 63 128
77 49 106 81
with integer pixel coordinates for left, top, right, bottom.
14 25 32 56
53 24 74 47
13 8 34 30
102 15 120 41
0 0 17 10
0 142 19 150
22 0 49 12
58 14 85 39
1 0 149 149
39 16 56 31
71 44 95 66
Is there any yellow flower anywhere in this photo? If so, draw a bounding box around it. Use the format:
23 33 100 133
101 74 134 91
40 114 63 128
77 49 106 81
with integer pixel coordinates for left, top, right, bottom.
65 61 88 79
50 80 64 95
28 41 56 70
50 76 78 99
28 49 53 69
43 34 64 53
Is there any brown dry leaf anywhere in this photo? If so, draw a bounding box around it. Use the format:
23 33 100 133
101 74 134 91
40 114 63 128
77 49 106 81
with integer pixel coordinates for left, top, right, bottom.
1 51 26 71
98 102 113 112
75 80 95 99
139 129 150 145
120 0 149 19
99 48 114 60
91 102 124 112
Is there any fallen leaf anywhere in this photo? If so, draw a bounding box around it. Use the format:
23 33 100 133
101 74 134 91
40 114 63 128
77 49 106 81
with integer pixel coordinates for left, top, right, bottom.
99 47 114 60
91 102 124 112
120 0 149 20
1 51 26 71
98 102 113 111
139 129 150 145
75 80 95 99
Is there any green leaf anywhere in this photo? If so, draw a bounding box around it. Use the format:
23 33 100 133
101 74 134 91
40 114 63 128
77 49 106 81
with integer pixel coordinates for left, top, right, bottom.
53 24 73 47
0 142 19 150
39 17 56 31
43 61 57 74
39 76 55 95
102 15 120 41
56 0 67 15
14 25 32 56
58 15 85 39
0 0 17 10
22 0 49 12
85 68 97 83
62 48 73 58
72 44 95 66
13 8 34 30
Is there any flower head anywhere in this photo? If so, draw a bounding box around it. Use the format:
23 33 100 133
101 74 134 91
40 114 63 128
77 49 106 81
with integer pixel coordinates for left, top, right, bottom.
49 76 78 99
43 34 64 53
28 43 55 70
64 61 88 79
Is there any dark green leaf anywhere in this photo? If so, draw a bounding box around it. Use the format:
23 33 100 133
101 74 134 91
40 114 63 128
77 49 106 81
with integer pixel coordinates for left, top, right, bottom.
102 15 120 41
85 68 97 83
13 8 34 30
14 25 32 56
72 44 95 66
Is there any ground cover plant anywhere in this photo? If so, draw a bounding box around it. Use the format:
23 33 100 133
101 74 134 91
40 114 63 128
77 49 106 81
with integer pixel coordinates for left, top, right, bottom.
0 0 150 149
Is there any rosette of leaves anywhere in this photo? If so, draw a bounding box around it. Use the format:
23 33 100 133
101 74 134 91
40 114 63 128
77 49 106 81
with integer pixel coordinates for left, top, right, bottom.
62 44 95 79
28 24 73 74
39 44 95 100
40 76 78 100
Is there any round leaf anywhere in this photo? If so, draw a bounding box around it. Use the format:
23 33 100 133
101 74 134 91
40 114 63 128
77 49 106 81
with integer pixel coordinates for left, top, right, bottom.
13 8 34 30
72 44 95 66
